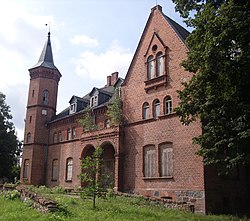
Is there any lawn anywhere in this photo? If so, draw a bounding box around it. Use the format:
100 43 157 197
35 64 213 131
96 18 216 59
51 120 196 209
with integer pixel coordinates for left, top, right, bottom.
0 192 248 221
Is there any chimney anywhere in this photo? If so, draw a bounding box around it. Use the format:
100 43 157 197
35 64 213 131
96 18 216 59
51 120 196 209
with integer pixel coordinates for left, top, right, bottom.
106 75 111 87
111 72 118 86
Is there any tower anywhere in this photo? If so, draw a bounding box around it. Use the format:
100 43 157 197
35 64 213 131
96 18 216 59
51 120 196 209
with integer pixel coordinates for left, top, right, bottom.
21 32 61 185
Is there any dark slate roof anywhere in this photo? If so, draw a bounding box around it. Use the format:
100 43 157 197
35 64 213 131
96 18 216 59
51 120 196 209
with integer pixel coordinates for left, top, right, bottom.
31 32 58 70
164 15 190 43
50 78 124 123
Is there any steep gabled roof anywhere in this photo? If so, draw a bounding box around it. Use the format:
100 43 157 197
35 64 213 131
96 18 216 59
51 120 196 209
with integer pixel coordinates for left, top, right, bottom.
123 5 190 85
164 15 190 43
31 32 58 70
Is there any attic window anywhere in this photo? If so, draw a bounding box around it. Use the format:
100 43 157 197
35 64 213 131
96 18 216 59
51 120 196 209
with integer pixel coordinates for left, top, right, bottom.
152 45 158 51
90 95 98 107
69 103 77 114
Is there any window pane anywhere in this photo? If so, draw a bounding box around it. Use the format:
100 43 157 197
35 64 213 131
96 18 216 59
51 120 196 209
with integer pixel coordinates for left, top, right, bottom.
147 56 154 80
72 128 76 139
52 159 59 181
58 131 62 142
53 132 57 143
164 97 172 115
23 159 29 179
43 90 49 105
157 53 164 77
67 128 71 140
153 100 160 118
143 103 149 119
66 158 73 181
144 146 156 177
160 143 173 177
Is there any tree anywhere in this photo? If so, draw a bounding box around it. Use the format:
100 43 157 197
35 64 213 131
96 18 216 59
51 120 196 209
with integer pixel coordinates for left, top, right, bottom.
79 146 110 209
0 92 22 182
78 107 98 132
173 0 250 174
106 88 123 126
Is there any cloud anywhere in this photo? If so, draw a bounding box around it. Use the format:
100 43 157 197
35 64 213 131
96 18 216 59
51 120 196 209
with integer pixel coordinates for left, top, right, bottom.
0 1 60 140
72 40 133 80
70 34 98 48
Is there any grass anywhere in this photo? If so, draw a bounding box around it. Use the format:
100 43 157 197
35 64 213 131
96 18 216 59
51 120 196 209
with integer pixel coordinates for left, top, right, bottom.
0 191 249 221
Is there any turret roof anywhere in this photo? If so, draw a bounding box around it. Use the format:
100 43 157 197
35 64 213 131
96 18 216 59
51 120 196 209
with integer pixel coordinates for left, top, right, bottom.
32 32 58 70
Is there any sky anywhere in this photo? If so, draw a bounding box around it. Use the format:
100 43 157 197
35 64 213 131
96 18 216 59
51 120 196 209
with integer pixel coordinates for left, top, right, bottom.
0 0 191 141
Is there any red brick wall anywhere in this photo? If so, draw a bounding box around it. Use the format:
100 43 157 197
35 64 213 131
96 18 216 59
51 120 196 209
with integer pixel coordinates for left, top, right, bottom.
122 6 205 213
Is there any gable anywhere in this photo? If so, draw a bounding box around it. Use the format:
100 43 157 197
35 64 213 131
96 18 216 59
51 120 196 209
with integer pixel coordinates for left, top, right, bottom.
123 5 189 86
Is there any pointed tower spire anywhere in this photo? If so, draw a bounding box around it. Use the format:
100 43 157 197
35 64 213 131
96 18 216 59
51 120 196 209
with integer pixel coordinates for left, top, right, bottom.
32 32 58 70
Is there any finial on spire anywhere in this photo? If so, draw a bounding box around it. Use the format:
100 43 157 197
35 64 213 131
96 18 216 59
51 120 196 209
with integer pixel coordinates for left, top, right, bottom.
45 22 51 36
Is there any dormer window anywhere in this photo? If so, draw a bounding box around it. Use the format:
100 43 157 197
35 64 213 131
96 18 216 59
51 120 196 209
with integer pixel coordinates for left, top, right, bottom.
90 95 98 107
70 102 77 114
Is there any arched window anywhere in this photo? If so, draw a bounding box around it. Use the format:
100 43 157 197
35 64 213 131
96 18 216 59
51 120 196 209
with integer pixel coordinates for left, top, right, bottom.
43 90 49 105
53 132 57 143
66 158 73 181
164 96 172 115
153 99 160 118
72 127 76 139
52 159 59 181
58 131 62 142
144 145 156 177
67 128 71 140
27 132 31 143
104 119 110 129
23 159 30 179
147 55 154 80
142 102 150 119
156 52 164 77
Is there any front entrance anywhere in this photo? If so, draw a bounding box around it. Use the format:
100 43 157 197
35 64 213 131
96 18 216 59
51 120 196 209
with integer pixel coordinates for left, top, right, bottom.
81 142 115 188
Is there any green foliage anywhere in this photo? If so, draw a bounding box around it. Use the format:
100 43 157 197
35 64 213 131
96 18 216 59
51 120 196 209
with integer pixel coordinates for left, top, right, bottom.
0 194 247 221
26 185 66 194
106 88 123 126
173 0 250 174
1 189 20 200
0 92 22 182
78 107 98 132
79 146 111 208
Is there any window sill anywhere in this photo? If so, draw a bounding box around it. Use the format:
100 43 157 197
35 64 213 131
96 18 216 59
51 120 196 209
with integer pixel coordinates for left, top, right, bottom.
143 176 173 180
144 75 167 92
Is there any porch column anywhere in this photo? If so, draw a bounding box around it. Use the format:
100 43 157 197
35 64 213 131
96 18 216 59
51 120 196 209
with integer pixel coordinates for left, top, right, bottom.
114 153 119 192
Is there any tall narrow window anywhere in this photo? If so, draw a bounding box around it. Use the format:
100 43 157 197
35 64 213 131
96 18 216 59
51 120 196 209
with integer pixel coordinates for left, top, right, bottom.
23 159 30 179
52 159 59 181
29 116 32 123
144 145 156 177
43 90 49 105
58 131 62 142
104 119 110 129
67 128 71 140
72 127 76 139
164 96 172 115
160 143 173 177
53 132 57 143
66 158 73 181
147 55 154 80
27 132 31 143
156 52 164 77
90 95 98 107
32 90 35 97
153 99 160 118
142 102 150 119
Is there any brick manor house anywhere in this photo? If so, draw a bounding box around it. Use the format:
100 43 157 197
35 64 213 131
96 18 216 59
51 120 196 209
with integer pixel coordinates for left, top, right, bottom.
21 5 249 214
